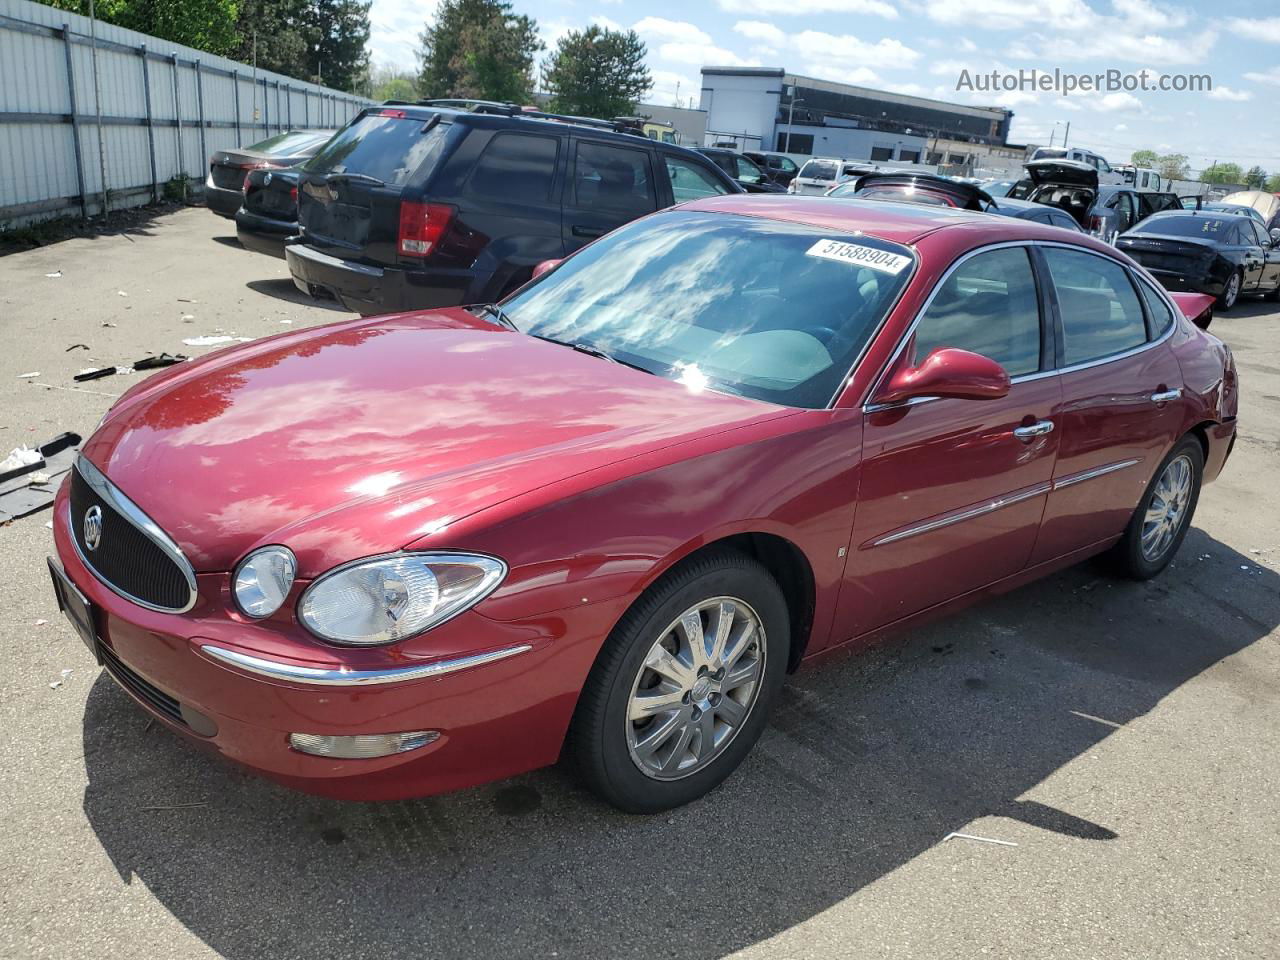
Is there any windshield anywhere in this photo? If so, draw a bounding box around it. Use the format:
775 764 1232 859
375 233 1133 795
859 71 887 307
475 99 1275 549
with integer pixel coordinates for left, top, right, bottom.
304 113 452 186
736 155 765 183
1132 215 1231 238
502 211 915 408
799 160 838 181
854 185 956 206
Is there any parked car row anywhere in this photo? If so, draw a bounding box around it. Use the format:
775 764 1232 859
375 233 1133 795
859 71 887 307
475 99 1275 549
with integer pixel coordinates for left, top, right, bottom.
206 129 334 218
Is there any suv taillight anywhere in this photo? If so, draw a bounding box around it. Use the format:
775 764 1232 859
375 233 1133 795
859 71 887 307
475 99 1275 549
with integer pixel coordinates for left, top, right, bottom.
398 202 454 257
1088 215 1105 234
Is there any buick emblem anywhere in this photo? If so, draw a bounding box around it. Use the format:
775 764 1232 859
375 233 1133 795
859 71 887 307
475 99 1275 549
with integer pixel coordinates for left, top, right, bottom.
263 172 273 186
83 505 103 551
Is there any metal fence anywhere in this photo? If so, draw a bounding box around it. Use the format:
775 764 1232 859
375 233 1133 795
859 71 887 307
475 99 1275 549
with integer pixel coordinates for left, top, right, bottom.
0 0 369 227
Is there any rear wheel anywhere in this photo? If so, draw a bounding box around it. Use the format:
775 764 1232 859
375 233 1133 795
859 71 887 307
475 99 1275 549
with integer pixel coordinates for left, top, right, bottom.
1267 275 1280 302
1111 436 1203 579
1218 270 1241 311
568 549 788 813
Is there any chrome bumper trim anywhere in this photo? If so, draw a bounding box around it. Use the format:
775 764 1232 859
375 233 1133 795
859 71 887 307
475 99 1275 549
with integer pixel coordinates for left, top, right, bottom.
200 643 533 686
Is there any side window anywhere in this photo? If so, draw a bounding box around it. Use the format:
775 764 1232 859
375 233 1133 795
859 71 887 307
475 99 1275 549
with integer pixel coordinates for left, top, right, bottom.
1043 248 1147 366
665 155 731 203
912 248 1041 377
1249 221 1268 246
467 133 558 202
1117 193 1135 231
1138 280 1176 339
573 142 656 216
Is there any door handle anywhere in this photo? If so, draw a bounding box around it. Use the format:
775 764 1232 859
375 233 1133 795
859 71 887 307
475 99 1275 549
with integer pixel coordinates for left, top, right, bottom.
1150 388 1182 404
571 226 605 238
1013 420 1054 441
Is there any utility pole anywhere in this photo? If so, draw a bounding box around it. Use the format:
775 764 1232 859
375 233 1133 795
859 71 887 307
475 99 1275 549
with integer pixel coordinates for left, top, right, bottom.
1062 121 1070 147
786 87 804 154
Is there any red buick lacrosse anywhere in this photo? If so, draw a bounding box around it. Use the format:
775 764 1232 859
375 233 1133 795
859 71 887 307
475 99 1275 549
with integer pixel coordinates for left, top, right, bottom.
50 195 1237 812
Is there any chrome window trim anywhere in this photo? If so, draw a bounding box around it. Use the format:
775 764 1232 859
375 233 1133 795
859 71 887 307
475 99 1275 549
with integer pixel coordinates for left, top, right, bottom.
866 457 1141 547
860 239 1178 414
870 482 1051 547
72 457 198 614
200 642 533 686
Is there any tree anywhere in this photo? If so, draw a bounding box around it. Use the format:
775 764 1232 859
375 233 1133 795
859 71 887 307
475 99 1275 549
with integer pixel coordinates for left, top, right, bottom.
48 0 239 55
1201 162 1245 185
418 0 542 103
1156 153 1190 180
1267 173 1280 193
230 0 310 79
358 63 419 101
1244 165 1268 189
543 26 651 119
1130 149 1159 168
302 0 371 92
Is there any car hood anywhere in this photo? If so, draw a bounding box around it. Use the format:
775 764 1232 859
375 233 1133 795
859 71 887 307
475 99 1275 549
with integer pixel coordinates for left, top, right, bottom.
83 311 793 574
1024 159 1099 189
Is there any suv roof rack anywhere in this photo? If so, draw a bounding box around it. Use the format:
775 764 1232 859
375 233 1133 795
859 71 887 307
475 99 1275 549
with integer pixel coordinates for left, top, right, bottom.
413 98 522 115
382 99 656 138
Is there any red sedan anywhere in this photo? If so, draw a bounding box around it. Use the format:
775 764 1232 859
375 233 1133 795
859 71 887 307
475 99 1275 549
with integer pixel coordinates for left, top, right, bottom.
49 195 1237 813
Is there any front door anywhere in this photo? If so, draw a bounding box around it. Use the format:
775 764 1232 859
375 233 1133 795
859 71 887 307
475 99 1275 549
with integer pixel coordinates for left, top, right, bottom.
561 138 658 254
1031 247 1186 562
837 246 1062 639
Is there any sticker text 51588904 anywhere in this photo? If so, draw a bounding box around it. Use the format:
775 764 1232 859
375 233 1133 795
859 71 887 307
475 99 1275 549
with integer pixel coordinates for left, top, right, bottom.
806 239 912 275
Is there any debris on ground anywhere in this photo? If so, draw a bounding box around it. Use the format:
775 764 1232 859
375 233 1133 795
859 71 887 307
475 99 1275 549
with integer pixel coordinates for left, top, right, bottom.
34 618 48 626
180 314 195 322
132 353 187 371
17 372 40 379
943 832 1018 847
100 321 116 328
0 446 43 480
45 271 62 278
182 335 254 346
177 297 197 303
74 367 118 382
65 343 90 352
116 290 128 297
0 432 81 523
49 670 71 689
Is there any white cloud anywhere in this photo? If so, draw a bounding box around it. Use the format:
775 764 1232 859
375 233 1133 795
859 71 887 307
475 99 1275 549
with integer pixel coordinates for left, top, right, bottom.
646 69 698 106
1244 65 1280 86
958 38 977 52
1114 122 1129 130
1206 85 1252 101
791 30 920 68
717 0 898 18
633 17 757 66
732 20 787 46
1094 91 1144 112
1226 16 1280 44
368 0 428 68
590 15 624 32
925 0 1094 31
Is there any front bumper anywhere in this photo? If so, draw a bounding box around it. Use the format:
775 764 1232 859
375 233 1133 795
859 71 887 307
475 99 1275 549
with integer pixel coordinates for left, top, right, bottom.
52 492 608 801
235 209 296 259
285 242 474 316
205 180 242 218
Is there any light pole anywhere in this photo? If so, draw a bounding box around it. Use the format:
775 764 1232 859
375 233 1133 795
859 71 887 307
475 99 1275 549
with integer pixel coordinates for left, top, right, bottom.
786 92 805 153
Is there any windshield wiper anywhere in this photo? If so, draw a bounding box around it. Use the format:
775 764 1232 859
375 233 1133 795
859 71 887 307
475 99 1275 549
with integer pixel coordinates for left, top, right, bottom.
473 302 518 330
530 334 653 375
325 172 385 187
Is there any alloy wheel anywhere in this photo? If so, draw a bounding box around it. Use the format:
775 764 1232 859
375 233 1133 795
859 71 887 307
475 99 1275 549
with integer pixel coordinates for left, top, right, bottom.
1223 272 1240 309
1141 454 1194 561
625 597 765 781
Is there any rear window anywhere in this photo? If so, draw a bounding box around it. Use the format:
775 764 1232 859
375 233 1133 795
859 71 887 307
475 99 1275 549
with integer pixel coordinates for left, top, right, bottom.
1031 147 1068 161
856 186 955 206
503 210 915 409
799 160 838 181
246 131 328 155
1132 215 1230 238
304 114 451 186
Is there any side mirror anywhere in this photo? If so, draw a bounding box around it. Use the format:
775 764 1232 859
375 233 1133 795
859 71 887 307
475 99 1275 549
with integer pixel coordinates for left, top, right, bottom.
531 258 562 280
874 347 1011 406
1270 228 1280 245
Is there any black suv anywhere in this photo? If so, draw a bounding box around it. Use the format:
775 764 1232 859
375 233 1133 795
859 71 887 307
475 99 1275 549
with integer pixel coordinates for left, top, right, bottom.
287 102 742 314
697 148 785 193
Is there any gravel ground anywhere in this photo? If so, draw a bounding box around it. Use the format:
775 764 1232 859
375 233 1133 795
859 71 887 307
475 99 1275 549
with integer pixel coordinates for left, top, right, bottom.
1 207 1277 960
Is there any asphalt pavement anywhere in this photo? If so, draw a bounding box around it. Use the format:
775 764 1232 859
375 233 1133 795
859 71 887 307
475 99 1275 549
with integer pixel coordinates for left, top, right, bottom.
1 207 1277 960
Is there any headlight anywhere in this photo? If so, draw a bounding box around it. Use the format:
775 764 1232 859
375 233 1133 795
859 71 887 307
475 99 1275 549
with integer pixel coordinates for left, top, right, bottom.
233 545 297 618
298 552 506 646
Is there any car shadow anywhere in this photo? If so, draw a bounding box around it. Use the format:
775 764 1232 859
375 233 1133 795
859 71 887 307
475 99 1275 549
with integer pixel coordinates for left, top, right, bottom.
246 278 347 312
211 236 245 249
79 529 1278 959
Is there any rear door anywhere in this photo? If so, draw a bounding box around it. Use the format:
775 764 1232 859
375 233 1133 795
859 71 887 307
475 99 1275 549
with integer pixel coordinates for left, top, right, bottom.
1030 247 1184 563
562 138 659 253
1251 220 1280 289
297 110 452 265
1235 220 1267 291
839 246 1061 637
660 153 736 205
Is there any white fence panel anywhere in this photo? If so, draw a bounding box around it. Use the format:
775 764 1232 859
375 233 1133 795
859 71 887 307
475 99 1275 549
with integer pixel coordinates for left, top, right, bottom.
0 0 370 226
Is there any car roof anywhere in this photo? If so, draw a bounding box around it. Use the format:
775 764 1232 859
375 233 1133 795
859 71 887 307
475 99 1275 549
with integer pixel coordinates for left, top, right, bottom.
679 194 1111 248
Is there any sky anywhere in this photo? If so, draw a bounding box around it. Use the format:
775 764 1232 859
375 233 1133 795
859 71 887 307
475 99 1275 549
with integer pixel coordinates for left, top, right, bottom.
366 0 1280 175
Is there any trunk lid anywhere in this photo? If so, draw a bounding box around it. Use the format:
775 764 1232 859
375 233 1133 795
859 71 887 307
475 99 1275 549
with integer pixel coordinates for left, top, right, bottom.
243 169 299 220
1024 159 1099 189
1117 233 1217 272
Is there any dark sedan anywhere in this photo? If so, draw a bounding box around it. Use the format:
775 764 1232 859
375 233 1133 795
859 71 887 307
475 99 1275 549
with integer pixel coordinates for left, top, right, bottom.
235 168 300 258
1117 210 1280 310
206 130 333 218
697 148 787 193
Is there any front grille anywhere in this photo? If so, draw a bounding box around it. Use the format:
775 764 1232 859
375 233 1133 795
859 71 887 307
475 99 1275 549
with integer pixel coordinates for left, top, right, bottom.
70 464 194 611
100 643 187 727
211 163 243 189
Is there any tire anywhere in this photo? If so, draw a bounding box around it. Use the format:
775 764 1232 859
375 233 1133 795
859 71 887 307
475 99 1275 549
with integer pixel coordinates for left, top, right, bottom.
1111 436 1204 580
1266 277 1280 302
1218 270 1241 311
568 548 789 813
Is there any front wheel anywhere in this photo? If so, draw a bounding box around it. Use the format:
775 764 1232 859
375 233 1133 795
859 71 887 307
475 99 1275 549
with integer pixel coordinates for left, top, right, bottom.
1111 436 1204 579
568 549 789 813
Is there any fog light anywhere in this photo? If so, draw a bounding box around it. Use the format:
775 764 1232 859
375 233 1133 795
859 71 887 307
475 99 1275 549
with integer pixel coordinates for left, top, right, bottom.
289 730 439 759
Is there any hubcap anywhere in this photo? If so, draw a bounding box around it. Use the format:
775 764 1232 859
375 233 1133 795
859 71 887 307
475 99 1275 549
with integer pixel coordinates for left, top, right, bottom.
625 597 765 780
1225 274 1239 306
1141 454 1193 561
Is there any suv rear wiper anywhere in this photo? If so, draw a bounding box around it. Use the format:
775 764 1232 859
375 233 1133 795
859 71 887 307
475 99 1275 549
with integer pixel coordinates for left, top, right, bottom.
530 335 653 375
324 172 386 187
473 302 518 331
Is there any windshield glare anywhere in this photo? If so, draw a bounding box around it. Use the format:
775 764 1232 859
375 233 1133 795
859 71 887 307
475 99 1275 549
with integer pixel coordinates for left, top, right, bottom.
503 211 915 408
799 160 838 181
305 114 451 185
1134 215 1230 238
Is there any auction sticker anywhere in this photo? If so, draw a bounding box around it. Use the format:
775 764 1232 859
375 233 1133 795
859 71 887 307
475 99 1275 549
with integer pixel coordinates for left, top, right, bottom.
806 239 911 274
